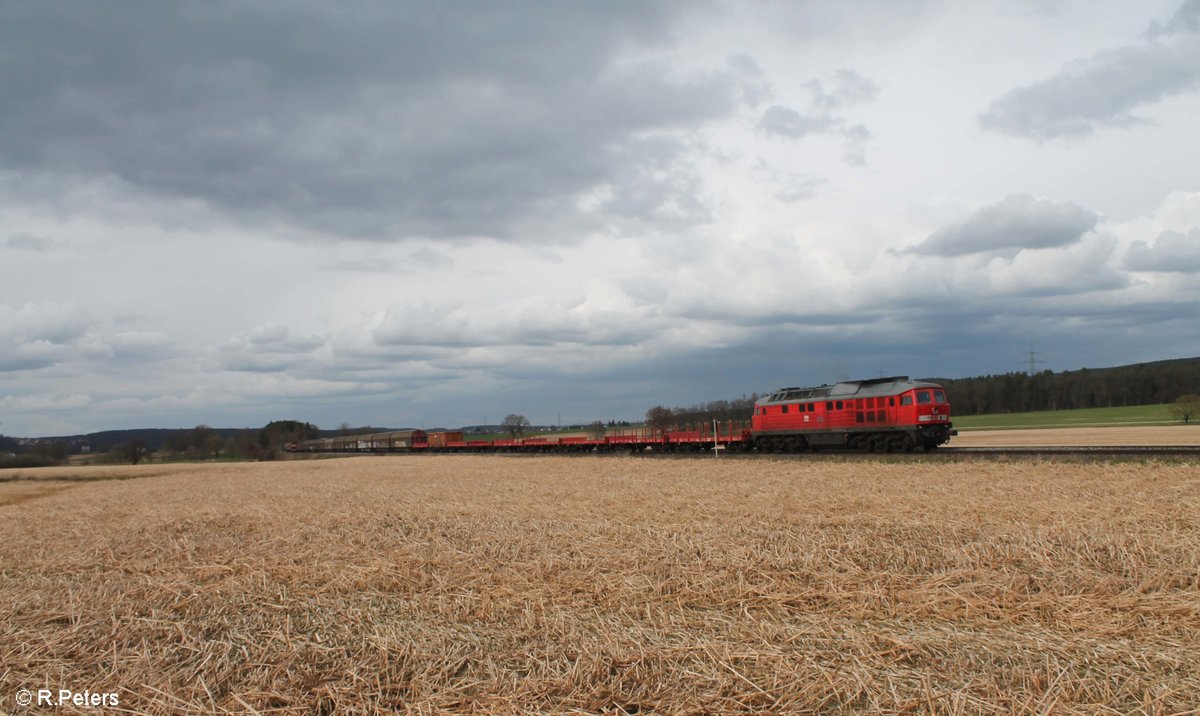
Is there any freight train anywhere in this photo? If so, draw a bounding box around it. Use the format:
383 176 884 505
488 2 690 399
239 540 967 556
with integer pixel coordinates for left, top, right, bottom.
288 376 954 455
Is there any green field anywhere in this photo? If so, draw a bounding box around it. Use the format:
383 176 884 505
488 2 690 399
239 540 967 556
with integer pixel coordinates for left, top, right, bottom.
953 403 1176 430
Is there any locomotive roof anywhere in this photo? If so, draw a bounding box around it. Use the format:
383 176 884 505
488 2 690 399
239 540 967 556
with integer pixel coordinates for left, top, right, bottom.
757 376 943 405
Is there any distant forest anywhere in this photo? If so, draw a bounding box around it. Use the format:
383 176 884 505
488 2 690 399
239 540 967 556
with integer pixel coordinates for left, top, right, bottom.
663 356 1200 425
933 357 1200 415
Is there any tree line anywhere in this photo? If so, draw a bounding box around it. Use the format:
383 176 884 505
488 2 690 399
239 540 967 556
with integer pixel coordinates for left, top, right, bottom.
642 397 760 434
149 420 320 463
933 357 1200 415
0 420 321 467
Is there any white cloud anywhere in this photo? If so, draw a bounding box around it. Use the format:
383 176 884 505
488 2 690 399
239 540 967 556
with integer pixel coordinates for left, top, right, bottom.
981 2 1200 139
2 233 58 251
755 68 879 163
1125 228 1200 272
0 303 92 372
903 194 1099 257
110 332 175 361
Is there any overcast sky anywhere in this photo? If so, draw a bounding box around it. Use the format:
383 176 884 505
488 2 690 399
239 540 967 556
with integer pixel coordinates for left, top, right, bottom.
3 0 1200 436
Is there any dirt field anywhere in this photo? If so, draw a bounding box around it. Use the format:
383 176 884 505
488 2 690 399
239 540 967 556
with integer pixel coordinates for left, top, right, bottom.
952 424 1200 447
2 455 1198 714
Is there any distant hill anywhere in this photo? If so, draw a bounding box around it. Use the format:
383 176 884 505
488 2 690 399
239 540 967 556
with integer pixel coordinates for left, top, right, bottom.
22 425 410 453
22 428 244 454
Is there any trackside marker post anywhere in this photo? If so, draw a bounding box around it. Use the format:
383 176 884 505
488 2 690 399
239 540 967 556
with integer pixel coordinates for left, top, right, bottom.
712 419 719 459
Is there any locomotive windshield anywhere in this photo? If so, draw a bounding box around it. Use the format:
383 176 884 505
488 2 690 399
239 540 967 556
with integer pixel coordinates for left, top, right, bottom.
934 390 946 403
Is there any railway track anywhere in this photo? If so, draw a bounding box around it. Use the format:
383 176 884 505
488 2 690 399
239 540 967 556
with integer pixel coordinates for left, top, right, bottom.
709 445 1200 459
612 445 1200 460
306 445 1200 460
938 445 1200 457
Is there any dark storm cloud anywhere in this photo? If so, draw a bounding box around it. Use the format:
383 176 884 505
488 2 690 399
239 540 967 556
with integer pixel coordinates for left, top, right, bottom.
904 194 1098 257
1125 228 1200 272
981 2 1200 140
0 1 747 242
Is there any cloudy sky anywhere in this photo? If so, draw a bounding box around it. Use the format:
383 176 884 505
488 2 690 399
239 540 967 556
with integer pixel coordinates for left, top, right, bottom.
3 0 1200 436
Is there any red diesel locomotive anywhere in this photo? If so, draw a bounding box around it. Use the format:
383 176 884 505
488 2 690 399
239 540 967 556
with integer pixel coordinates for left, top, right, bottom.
751 376 954 452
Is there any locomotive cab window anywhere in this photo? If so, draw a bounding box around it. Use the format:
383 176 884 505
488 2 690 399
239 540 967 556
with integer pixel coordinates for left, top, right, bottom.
836 401 843 410
782 405 789 413
934 390 946 403
889 398 895 407
826 401 833 410
901 395 913 406
917 391 931 404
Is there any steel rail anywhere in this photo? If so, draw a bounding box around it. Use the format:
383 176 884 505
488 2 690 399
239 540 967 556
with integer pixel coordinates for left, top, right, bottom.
297 445 1200 459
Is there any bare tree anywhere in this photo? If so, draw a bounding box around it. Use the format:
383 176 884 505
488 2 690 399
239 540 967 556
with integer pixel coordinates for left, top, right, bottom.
501 414 531 438
206 434 224 459
31 440 70 463
189 425 217 458
164 430 190 456
118 439 148 465
1171 394 1200 424
645 406 675 436
587 420 607 440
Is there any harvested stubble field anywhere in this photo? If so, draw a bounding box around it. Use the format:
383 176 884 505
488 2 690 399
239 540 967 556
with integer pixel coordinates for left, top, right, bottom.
2 456 1199 714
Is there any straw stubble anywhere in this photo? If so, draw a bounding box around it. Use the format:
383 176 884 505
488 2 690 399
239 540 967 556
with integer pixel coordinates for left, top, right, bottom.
1 455 1197 713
